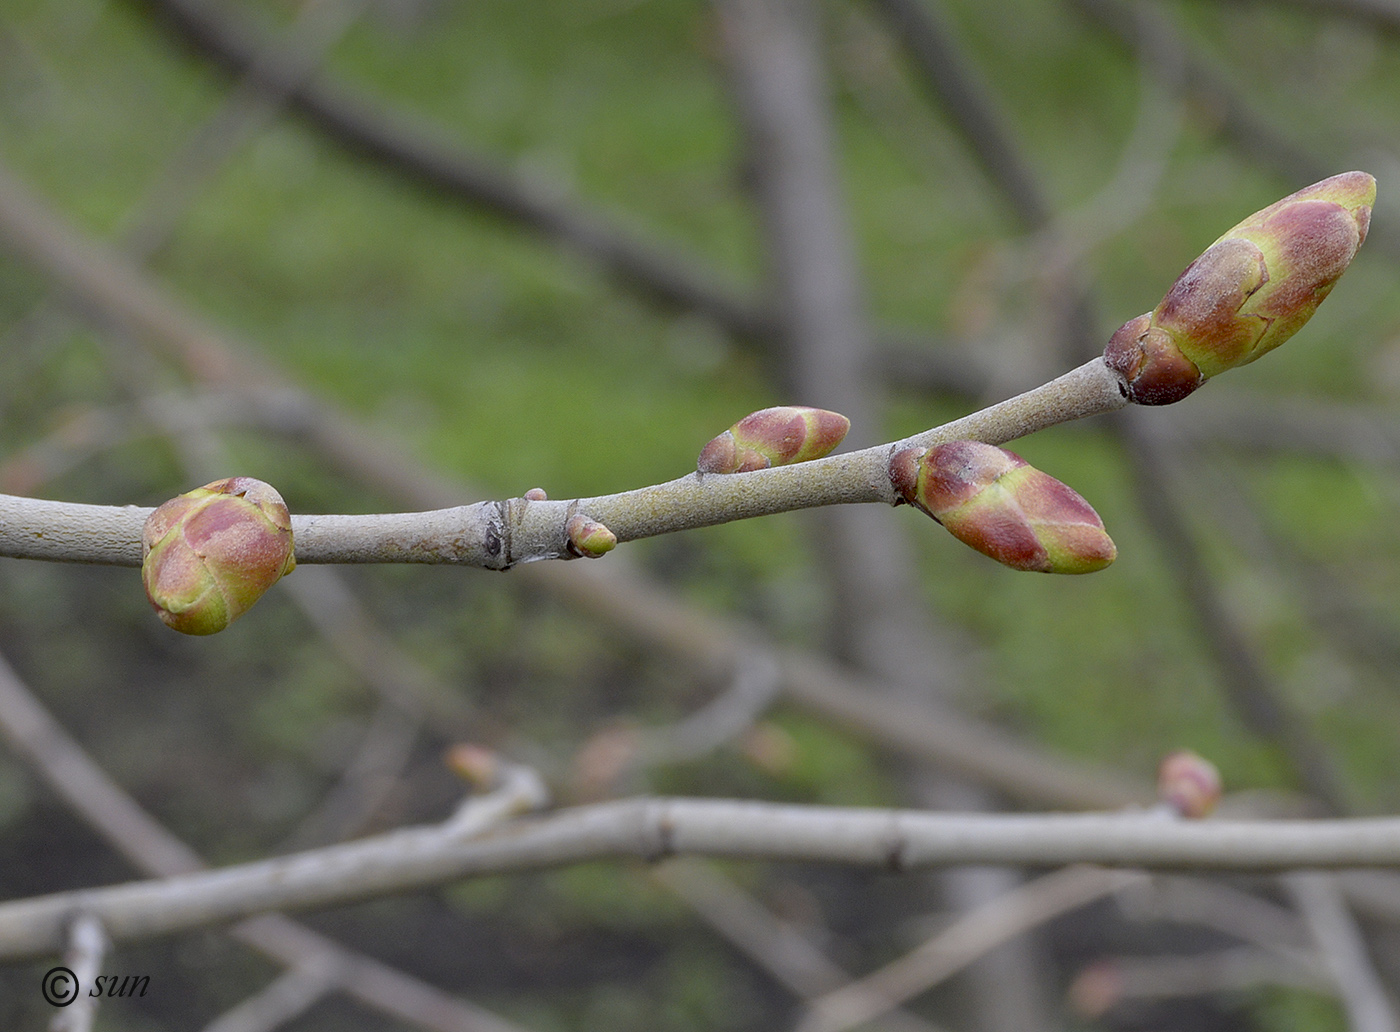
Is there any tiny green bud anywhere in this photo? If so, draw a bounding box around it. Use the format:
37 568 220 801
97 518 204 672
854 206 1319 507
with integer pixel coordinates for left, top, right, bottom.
697 406 850 474
1106 171 1375 404
1157 749 1223 819
890 441 1116 574
141 477 296 635
565 513 617 558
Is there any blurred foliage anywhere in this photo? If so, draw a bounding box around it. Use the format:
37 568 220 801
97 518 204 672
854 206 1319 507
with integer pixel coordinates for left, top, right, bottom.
2 0 1400 1028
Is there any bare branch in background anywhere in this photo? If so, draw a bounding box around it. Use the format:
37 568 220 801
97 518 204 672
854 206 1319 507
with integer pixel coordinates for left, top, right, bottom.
0 652 542 1032
1070 946 1333 1018
868 0 1052 230
1121 411 1351 811
653 860 950 1032
197 959 340 1032
6 796 1400 961
137 0 773 340
1287 872 1400 1032
792 865 1142 1032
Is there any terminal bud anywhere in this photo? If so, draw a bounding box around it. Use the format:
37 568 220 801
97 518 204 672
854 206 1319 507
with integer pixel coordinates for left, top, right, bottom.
698 406 849 474
1106 171 1374 404
1157 749 1223 819
141 477 296 635
890 441 1116 574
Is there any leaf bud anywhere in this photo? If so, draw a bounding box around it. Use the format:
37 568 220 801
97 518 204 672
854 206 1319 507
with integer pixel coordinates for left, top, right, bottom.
444 743 500 789
1157 748 1223 819
565 513 617 558
890 441 1116 574
697 406 849 474
141 477 296 635
1106 171 1375 404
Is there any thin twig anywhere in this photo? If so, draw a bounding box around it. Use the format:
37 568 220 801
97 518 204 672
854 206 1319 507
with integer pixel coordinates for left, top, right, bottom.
1071 946 1332 1017
1120 410 1350 811
1286 872 1400 1032
198 958 340 1032
868 0 1052 230
791 865 1144 1032
139 0 774 341
0 650 541 1032
653 860 949 1032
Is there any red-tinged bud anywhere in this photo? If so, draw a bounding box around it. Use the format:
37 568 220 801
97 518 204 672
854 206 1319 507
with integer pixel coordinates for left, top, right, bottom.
697 406 849 474
565 513 617 558
1106 171 1375 404
141 477 296 635
444 743 500 789
890 441 1116 574
1067 961 1123 1019
1157 749 1223 819
739 721 799 777
523 487 548 502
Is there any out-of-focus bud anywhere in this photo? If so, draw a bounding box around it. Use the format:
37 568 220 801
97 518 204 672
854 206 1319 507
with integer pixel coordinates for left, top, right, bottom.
565 513 617 558
1106 171 1375 404
1157 749 1223 819
444 743 500 790
697 406 849 474
890 441 1116 574
739 721 800 777
523 487 548 502
1067 961 1123 1020
141 477 296 635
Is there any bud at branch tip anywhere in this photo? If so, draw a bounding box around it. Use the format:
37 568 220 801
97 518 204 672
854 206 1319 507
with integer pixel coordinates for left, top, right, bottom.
1157 749 1222 819
1106 171 1375 405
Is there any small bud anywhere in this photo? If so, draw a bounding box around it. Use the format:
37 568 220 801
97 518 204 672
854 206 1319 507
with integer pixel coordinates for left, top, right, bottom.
523 487 548 502
698 406 849 474
1157 749 1223 819
739 721 800 777
1106 171 1375 404
890 441 1116 574
141 477 296 635
1067 961 1123 1019
444 743 500 790
565 513 617 558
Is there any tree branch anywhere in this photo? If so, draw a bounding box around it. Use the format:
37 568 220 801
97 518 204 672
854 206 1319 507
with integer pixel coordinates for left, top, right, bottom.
4 801 1400 961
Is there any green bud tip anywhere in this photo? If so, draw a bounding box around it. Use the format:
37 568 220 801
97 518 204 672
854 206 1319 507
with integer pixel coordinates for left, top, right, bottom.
697 406 850 474
1157 749 1222 819
1106 171 1375 405
889 441 1116 574
141 477 296 635
565 513 617 558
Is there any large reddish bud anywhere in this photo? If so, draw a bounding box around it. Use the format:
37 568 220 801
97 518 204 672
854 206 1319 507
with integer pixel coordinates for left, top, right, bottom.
1106 171 1375 404
141 477 296 635
890 441 1116 574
